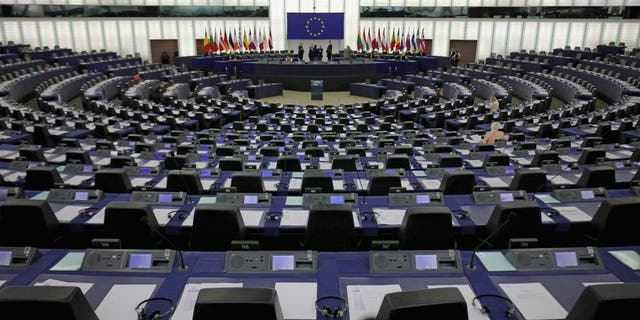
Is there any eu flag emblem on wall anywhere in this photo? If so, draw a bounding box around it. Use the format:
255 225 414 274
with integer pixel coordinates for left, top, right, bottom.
287 13 344 39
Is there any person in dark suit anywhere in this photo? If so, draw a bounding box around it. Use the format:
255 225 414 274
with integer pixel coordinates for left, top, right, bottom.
160 51 170 65
308 44 313 61
318 45 323 61
298 43 304 61
326 41 332 61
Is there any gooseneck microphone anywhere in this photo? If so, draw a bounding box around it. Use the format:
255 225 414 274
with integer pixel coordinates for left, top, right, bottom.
467 215 513 270
140 216 188 271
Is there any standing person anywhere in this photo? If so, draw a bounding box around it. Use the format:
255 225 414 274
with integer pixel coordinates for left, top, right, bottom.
318 45 324 61
487 95 500 113
449 49 456 66
308 44 313 61
298 42 304 61
326 41 333 61
160 51 170 65
454 50 461 66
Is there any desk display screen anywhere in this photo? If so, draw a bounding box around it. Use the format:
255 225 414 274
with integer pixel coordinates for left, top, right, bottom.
324 170 334 176
27 162 38 168
416 195 430 204
505 167 515 174
82 165 93 172
330 195 344 204
244 195 258 205
384 169 396 174
0 251 13 266
278 147 285 152
201 145 209 150
128 253 152 269
158 194 172 203
500 193 514 202
415 254 438 270
200 169 211 177
164 144 172 149
240 146 247 151
199 154 209 161
153 152 163 159
248 155 257 161
272 255 295 271
298 155 305 161
74 192 89 201
580 190 595 199
262 170 273 177
555 251 578 267
0 189 8 201
140 167 151 175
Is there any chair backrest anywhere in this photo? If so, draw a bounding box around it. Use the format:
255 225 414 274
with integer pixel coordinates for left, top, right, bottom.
385 155 411 170
25 167 64 190
33 124 55 148
0 286 99 320
530 150 559 167
190 203 246 250
482 153 510 167
367 173 401 196
576 166 615 189
301 172 333 193
230 171 265 193
509 169 548 192
0 199 59 247
65 151 92 165
167 170 204 195
565 283 640 320
439 171 475 195
437 155 463 168
578 148 606 165
331 156 357 171
304 204 356 251
486 201 541 249
95 168 133 193
19 147 46 162
590 197 640 246
399 207 454 250
276 155 302 172
103 201 160 249
218 158 244 171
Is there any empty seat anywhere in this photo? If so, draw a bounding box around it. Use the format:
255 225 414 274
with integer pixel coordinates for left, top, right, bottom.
482 153 510 167
530 150 559 167
384 154 411 171
230 171 265 193
486 201 542 249
576 166 615 189
304 147 324 158
376 288 468 319
276 155 302 172
399 207 454 250
259 146 280 157
0 199 60 247
167 170 204 194
19 147 47 162
190 203 246 251
0 286 99 320
65 151 92 164
589 197 640 246
437 155 463 168
102 201 161 249
304 204 356 251
509 169 548 192
218 158 244 171
109 156 135 168
331 155 357 171
566 283 640 320
578 148 606 165
25 167 64 190
301 172 333 193
95 168 133 193
193 288 282 320
367 173 401 196
439 171 475 195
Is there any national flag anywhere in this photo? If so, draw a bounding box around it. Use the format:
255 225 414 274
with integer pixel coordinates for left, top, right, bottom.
376 28 381 51
390 28 395 52
232 29 239 51
420 28 426 52
396 29 401 51
405 33 410 52
363 28 369 51
243 29 249 51
411 32 416 52
258 29 264 51
268 29 273 50
356 29 363 51
211 28 218 53
203 29 211 52
367 28 372 52
262 29 268 51
222 30 229 51
399 30 404 51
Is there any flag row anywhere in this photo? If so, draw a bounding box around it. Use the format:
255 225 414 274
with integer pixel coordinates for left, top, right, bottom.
203 27 273 53
357 27 428 53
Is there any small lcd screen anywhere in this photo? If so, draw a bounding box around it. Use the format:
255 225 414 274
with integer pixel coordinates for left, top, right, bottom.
158 194 172 203
416 195 430 204
615 162 624 169
240 146 247 151
74 192 89 201
244 195 258 204
201 145 209 150
154 152 163 159
415 254 438 270
581 190 595 199
262 170 273 177
0 189 8 201
140 167 151 174
330 195 344 204
0 251 12 266
82 165 93 172
248 155 257 161
555 251 578 267
164 143 171 148
200 154 209 161
272 255 295 271
129 141 136 147
384 169 396 174
324 170 334 176
445 168 456 172
201 169 211 177
27 162 38 168
298 155 305 161
128 253 152 269
505 167 515 174
500 193 514 202
278 147 285 152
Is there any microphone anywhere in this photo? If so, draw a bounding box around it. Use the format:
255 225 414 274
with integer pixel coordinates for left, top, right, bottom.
168 151 193 204
355 161 366 205
467 215 513 270
140 216 187 271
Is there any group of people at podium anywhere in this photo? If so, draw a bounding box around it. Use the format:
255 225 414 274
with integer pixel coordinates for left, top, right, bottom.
298 41 333 62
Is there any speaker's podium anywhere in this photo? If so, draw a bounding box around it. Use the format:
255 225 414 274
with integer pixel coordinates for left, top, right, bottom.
310 80 323 100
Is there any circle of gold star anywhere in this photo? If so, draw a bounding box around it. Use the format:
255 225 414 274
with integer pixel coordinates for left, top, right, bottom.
305 16 325 37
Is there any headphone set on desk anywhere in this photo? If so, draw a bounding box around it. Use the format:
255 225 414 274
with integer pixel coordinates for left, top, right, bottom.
472 294 517 318
315 296 348 319
135 297 176 320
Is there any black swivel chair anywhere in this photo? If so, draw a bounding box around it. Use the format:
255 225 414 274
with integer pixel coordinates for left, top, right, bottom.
33 124 56 148
485 201 542 249
25 167 64 190
109 156 135 168
193 288 283 320
437 155 463 168
565 283 640 320
367 173 401 196
230 171 265 193
331 155 357 171
102 202 161 249
19 147 47 162
167 170 204 195
301 172 333 193
95 168 133 193
259 147 281 157
218 158 244 171
588 197 640 246
530 150 559 167
576 166 615 189
508 169 548 192
0 199 60 247
0 286 99 320
385 154 411 171
482 153 510 167
578 148 606 165
276 155 302 172
65 151 92 164
376 288 468 319
399 207 455 249
304 204 356 251
190 203 246 251
439 171 475 195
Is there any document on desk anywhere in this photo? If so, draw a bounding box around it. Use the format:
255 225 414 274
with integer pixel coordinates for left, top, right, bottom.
333 180 345 191
319 162 332 170
499 282 567 319
35 279 94 295
400 179 414 191
285 196 303 206
288 178 302 190
0 280 5 287
465 159 484 168
480 177 509 188
549 175 574 185
346 284 402 320
476 252 516 272
96 284 156 320
275 282 317 319
534 194 560 204
551 206 592 222
240 210 265 227
264 180 280 192
173 283 243 320
374 208 406 226
609 250 640 270
62 175 92 186
427 285 489 320
419 179 441 190
154 177 168 189
50 252 85 271
280 209 309 227
54 205 90 223
130 177 153 188
201 179 216 190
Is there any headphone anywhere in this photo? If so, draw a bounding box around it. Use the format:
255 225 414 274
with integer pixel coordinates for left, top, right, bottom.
359 211 379 222
315 296 348 319
135 297 176 320
472 294 517 318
